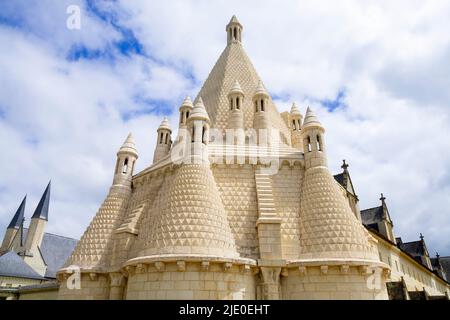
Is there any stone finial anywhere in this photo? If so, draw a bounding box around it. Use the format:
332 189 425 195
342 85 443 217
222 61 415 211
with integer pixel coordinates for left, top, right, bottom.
158 117 171 131
180 96 193 109
190 97 210 121
118 133 138 157
420 233 424 241
302 107 322 128
290 102 301 116
379 193 386 203
254 80 269 97
229 80 244 95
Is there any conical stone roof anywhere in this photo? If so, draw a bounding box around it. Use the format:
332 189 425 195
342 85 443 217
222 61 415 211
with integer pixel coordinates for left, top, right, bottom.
194 38 290 142
118 133 138 157
302 107 321 128
135 163 239 258
299 166 379 261
290 103 301 116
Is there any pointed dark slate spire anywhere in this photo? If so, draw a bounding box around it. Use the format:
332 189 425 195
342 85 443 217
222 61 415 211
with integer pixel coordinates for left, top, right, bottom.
31 181 51 221
7 196 27 229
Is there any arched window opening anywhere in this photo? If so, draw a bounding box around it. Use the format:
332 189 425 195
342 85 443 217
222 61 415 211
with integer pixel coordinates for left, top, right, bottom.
122 158 129 174
202 126 207 144
186 111 190 119
292 120 296 130
233 27 237 40
165 133 169 144
297 120 301 130
255 101 258 112
316 134 322 151
307 136 312 152
236 97 240 109
230 98 233 110
261 99 265 112
191 126 195 143
180 111 184 124
159 132 164 144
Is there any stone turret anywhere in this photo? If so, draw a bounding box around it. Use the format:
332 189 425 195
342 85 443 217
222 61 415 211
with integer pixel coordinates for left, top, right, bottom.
187 97 210 163
226 15 242 45
252 80 270 133
153 118 172 164
113 133 138 188
301 107 326 170
0 196 26 252
290 103 303 150
227 80 245 130
178 96 193 129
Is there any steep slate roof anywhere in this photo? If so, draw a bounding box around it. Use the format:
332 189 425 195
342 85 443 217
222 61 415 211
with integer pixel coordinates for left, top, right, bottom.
437 256 450 281
0 251 44 280
398 240 426 257
7 196 26 229
21 228 78 278
360 206 384 225
31 181 51 220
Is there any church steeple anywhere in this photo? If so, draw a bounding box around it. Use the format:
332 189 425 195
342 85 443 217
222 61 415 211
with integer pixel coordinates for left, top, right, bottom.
0 196 27 252
226 15 243 45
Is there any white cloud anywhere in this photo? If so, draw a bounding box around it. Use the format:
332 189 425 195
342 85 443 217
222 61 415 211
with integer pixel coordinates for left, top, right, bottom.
0 0 449 255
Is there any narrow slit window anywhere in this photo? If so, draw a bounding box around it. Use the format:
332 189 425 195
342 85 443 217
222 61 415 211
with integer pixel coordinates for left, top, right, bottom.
165 133 169 144
307 136 312 152
180 111 184 124
255 101 258 112
160 132 164 144
186 111 189 118
202 126 206 144
122 158 128 174
230 98 233 110
317 134 322 151
191 127 195 143
233 28 237 40
236 97 240 109
292 120 296 130
261 99 265 112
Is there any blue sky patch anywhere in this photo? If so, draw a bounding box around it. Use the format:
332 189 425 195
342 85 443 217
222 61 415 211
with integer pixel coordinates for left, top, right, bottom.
319 89 347 112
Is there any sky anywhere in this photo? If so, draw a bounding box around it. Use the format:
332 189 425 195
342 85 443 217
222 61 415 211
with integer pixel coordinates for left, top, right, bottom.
0 0 449 255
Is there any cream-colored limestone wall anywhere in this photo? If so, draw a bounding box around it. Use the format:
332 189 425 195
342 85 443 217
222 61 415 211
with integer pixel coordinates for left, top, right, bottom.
127 169 175 258
58 273 109 300
375 235 450 296
125 262 256 300
23 249 47 277
213 164 259 259
0 276 42 288
18 289 57 300
281 265 388 300
111 171 168 269
272 164 302 260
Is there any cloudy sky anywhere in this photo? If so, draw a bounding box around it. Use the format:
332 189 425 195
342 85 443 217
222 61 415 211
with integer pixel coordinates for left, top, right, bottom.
0 0 449 255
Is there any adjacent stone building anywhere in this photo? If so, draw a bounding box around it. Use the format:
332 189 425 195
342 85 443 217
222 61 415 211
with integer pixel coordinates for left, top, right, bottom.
0 182 78 299
55 16 449 300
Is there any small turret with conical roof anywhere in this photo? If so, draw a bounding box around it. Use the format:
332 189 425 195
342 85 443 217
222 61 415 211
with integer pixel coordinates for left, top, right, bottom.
113 133 138 187
227 80 245 130
153 118 172 164
226 15 243 45
178 96 193 129
0 196 26 252
252 80 270 132
290 102 303 150
301 107 326 169
186 97 210 163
